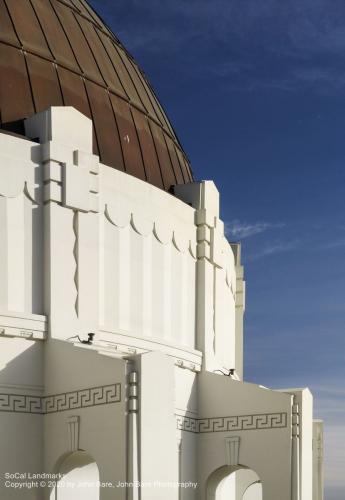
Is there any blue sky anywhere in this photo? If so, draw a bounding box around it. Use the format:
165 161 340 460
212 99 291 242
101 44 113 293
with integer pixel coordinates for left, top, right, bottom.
91 1 345 496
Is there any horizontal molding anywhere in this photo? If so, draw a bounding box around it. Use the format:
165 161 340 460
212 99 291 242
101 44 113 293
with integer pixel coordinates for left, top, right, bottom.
176 412 288 434
175 407 198 418
0 383 44 394
97 329 202 372
0 383 121 415
0 311 47 341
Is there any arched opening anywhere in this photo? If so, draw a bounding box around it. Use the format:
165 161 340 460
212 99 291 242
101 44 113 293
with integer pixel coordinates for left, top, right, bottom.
207 465 262 500
242 481 262 500
51 451 100 500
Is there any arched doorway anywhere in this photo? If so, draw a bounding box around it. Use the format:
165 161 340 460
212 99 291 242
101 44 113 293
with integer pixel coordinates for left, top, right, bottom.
206 465 262 500
242 481 262 500
51 451 100 500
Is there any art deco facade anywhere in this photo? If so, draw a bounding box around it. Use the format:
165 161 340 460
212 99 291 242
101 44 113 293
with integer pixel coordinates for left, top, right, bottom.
0 1 323 499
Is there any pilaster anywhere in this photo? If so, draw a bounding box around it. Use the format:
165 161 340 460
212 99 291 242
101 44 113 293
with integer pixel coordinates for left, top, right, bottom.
176 182 218 370
313 420 324 500
138 351 178 500
231 243 245 380
175 181 238 373
292 397 301 500
127 369 140 500
25 107 100 339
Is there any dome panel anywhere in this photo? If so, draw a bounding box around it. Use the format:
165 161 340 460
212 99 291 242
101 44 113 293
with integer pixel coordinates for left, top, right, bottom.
110 93 146 180
0 0 194 191
165 135 185 184
0 44 35 123
0 1 19 46
5 0 52 58
52 1 104 85
131 107 164 188
85 80 124 171
149 121 177 190
31 0 80 71
99 32 144 108
26 53 64 111
57 66 92 121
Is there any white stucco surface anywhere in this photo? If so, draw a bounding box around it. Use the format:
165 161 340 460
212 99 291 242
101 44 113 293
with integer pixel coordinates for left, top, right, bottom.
0 107 323 500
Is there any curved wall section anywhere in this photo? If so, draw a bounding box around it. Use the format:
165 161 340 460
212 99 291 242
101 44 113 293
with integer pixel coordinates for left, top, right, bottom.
0 107 241 374
101 165 197 344
100 164 197 350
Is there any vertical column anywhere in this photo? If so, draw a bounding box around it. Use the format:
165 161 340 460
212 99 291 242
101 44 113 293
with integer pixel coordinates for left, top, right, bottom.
128 370 140 500
178 440 182 500
284 388 313 500
292 397 301 500
231 243 245 380
195 183 219 370
25 107 100 338
313 420 324 500
175 181 231 372
139 351 178 500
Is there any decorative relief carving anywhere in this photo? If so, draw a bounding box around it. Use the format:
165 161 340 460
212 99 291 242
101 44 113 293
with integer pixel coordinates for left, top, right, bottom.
292 400 300 440
24 181 41 205
105 204 197 259
0 394 42 414
67 416 80 452
105 199 131 228
225 436 240 466
153 220 171 244
130 213 153 236
0 150 42 204
0 383 121 415
0 155 25 198
172 230 190 253
176 412 288 434
128 371 139 414
42 384 121 414
72 211 79 316
40 143 99 212
176 414 199 433
196 209 235 293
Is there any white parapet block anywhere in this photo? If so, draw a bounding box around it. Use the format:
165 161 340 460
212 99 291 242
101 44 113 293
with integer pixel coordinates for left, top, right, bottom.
25 106 93 154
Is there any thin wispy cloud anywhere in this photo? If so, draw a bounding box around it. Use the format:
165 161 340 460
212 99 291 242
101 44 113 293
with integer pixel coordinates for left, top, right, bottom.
140 0 345 57
208 64 345 94
92 0 345 94
320 238 345 250
226 220 284 239
248 239 300 261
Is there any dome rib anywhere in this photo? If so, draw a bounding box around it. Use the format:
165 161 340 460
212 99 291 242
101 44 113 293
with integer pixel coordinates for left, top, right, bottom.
0 0 194 191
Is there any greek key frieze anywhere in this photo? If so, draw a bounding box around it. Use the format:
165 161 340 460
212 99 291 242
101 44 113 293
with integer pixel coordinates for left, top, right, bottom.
0 394 42 414
176 412 288 434
176 414 198 433
0 383 121 415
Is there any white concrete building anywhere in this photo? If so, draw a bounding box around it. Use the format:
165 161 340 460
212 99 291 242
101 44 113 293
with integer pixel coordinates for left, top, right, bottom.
0 1 323 499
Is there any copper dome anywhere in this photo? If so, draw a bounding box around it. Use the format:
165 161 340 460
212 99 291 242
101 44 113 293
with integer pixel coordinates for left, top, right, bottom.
0 0 194 191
